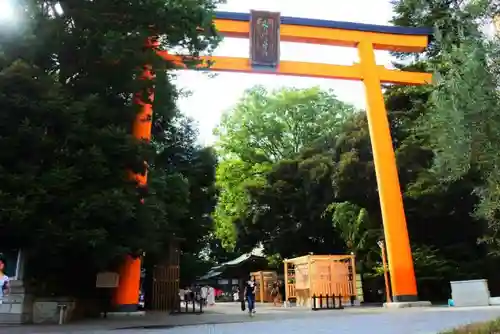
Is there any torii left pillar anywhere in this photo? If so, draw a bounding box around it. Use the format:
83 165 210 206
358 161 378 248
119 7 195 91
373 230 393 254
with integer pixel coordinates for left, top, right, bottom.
113 60 154 312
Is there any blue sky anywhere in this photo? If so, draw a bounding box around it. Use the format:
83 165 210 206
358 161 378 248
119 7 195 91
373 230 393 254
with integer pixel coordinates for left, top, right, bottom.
175 0 397 146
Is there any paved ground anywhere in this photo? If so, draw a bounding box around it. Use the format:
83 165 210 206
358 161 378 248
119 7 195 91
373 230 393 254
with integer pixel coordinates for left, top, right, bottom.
2 304 500 333
150 307 500 334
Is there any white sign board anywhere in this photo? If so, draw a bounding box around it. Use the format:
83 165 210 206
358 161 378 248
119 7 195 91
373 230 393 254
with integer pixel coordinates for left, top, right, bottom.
450 279 490 307
96 272 120 288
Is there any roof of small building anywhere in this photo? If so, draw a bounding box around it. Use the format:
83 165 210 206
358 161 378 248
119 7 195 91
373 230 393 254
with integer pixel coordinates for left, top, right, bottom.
198 246 266 281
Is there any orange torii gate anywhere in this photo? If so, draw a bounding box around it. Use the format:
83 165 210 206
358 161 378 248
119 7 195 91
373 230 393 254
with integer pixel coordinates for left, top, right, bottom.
115 10 433 311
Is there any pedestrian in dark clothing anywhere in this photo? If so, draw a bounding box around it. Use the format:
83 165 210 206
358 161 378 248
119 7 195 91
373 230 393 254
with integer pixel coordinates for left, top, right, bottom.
279 280 286 305
239 279 246 311
244 276 257 316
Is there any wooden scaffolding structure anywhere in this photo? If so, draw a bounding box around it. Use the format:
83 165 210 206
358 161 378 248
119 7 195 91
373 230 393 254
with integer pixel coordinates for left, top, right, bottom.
284 254 356 307
251 270 278 303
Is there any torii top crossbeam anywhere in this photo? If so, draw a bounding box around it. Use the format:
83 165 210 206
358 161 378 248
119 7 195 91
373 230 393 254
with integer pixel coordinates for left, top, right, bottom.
214 11 431 51
158 11 433 85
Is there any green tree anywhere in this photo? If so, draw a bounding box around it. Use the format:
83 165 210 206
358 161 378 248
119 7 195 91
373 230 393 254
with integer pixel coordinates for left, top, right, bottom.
391 0 482 58
152 114 218 254
375 0 497 299
392 0 500 253
213 86 356 250
372 245 460 299
215 85 356 162
0 0 221 297
241 151 344 258
324 202 372 256
213 159 271 249
239 113 380 263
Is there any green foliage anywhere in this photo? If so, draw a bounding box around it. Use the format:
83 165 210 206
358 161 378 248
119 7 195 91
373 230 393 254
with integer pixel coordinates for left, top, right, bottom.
214 85 356 162
151 113 219 255
393 0 500 253
391 0 493 59
266 253 283 270
213 159 270 249
380 0 498 299
0 59 147 293
211 67 490 295
411 246 461 282
428 39 499 182
0 0 221 296
241 152 344 258
205 236 242 265
324 202 372 255
372 245 459 282
428 36 500 237
179 252 213 287
213 86 355 251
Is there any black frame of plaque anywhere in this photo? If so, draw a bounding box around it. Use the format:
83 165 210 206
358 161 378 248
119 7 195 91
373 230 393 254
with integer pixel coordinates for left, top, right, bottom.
249 10 281 68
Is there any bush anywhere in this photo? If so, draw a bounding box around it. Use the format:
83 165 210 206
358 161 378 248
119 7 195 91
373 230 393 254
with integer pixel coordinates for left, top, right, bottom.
441 318 500 333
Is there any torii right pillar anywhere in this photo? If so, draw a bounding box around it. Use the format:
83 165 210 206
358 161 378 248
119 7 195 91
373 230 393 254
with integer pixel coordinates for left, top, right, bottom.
358 40 431 307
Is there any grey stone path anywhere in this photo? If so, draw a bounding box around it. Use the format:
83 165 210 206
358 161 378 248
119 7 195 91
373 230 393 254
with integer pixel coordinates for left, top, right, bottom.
115 307 500 334
2 305 500 334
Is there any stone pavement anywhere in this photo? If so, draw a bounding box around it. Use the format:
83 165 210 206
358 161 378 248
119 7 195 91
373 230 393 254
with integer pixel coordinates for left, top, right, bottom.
2 304 500 333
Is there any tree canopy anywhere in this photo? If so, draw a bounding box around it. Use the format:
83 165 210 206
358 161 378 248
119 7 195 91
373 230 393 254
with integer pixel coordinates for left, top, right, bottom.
215 86 357 162
391 0 500 255
213 86 357 250
0 0 222 296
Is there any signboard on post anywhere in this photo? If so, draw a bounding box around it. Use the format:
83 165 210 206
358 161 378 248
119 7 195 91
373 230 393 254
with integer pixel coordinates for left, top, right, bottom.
250 10 280 68
96 272 120 288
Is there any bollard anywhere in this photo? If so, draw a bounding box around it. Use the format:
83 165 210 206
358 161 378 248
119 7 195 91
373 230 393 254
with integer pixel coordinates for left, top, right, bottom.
57 304 67 325
309 293 346 311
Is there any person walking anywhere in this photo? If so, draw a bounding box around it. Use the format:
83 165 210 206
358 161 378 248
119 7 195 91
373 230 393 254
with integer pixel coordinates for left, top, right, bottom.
201 285 209 306
239 279 246 311
0 257 10 304
271 280 279 306
279 280 286 306
232 286 239 302
207 286 215 306
244 276 256 316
